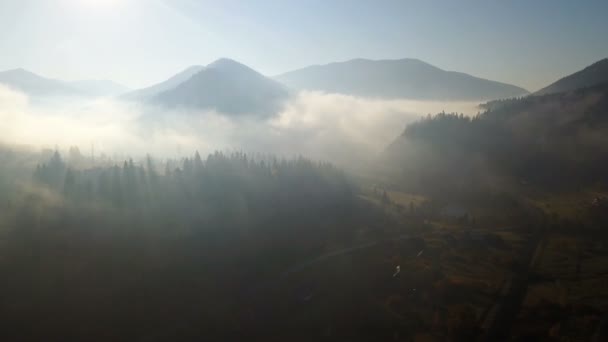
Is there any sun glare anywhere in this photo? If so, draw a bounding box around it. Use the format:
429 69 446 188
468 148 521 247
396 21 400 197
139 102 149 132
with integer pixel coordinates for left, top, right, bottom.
79 0 123 9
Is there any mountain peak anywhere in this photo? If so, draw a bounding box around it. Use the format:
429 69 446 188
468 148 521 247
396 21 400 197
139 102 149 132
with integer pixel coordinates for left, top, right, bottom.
206 58 255 73
151 59 288 116
309 58 437 71
209 57 239 65
2 68 40 79
275 58 528 101
8 67 28 73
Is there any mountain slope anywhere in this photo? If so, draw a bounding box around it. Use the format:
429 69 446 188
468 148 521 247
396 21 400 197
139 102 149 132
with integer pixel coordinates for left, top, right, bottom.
0 68 129 98
275 58 529 101
122 65 204 101
385 83 608 192
152 58 289 116
0 68 81 96
535 58 608 95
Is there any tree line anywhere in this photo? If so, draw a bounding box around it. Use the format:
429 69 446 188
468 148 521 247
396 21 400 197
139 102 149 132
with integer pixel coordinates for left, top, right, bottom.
389 84 608 193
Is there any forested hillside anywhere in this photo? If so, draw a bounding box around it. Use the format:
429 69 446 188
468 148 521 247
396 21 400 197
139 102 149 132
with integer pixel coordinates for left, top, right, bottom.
386 84 608 194
0 147 404 340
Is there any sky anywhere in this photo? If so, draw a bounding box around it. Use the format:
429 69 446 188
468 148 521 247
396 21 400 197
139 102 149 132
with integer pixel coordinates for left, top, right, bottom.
0 0 606 91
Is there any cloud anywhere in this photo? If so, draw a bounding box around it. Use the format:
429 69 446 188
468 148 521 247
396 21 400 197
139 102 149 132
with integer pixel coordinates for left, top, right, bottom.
265 91 478 166
0 86 479 168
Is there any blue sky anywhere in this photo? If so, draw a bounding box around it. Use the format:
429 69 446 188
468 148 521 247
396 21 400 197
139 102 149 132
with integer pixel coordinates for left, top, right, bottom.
0 0 606 91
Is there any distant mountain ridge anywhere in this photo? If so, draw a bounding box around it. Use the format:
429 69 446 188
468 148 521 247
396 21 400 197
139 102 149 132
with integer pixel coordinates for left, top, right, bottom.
384 82 608 193
0 68 129 97
0 68 81 96
275 58 529 101
535 58 608 95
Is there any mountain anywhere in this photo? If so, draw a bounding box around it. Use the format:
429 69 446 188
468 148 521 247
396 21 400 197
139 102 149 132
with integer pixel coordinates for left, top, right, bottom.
535 58 608 95
122 65 204 101
69 80 130 97
151 58 289 116
385 83 608 193
0 68 129 98
275 58 529 101
0 68 81 97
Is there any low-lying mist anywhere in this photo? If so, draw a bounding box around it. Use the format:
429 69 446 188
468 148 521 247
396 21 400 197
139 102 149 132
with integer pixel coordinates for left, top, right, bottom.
0 84 479 168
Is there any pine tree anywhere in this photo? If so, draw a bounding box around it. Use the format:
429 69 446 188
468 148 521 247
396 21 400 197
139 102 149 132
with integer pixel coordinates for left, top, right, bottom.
63 168 75 196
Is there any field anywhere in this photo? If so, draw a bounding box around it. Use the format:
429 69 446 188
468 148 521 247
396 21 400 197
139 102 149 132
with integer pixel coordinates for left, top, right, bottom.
273 187 608 340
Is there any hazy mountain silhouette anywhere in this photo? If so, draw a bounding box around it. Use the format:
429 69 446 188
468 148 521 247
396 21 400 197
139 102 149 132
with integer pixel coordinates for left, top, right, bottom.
122 65 205 101
152 58 289 116
0 68 81 96
0 68 129 98
275 58 529 101
535 58 608 95
69 80 130 97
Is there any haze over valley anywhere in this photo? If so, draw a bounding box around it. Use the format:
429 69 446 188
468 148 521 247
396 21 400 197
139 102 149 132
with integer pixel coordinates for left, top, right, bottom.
1 1 608 341
0 57 485 165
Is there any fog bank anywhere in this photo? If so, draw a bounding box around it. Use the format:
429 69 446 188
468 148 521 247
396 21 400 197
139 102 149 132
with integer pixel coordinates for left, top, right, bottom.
0 85 479 167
